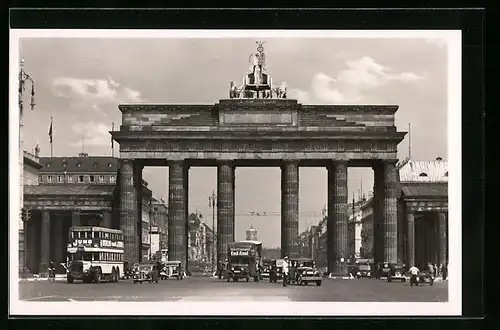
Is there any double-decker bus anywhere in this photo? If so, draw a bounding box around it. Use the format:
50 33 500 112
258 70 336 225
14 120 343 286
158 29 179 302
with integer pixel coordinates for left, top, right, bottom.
66 226 124 284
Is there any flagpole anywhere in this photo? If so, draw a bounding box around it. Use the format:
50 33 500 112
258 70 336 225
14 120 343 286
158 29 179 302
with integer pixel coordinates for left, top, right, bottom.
50 117 53 157
111 122 115 158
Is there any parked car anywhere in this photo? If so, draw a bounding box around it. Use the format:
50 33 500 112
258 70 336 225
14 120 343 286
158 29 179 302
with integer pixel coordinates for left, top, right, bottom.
132 262 159 284
387 263 407 282
356 264 372 278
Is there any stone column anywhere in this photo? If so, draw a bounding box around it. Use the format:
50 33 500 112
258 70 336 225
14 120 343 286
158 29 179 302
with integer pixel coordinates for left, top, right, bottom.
20 213 29 275
102 210 112 228
327 161 348 275
119 159 139 265
71 209 81 227
134 163 144 261
442 212 448 264
382 161 399 264
168 161 187 271
39 210 50 274
407 211 415 267
52 214 64 270
372 163 385 264
184 165 190 272
281 160 299 258
217 160 235 264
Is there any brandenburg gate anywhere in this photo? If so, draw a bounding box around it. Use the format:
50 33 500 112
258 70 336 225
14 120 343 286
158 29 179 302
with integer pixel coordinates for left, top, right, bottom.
111 43 406 275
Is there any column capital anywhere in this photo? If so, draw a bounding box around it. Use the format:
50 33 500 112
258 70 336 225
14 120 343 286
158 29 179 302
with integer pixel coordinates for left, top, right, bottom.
326 160 348 170
168 160 187 167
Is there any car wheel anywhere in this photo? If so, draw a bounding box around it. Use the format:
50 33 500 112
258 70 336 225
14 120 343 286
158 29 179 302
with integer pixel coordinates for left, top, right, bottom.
66 274 74 284
133 280 137 284
246 277 249 282
316 281 322 286
94 269 101 284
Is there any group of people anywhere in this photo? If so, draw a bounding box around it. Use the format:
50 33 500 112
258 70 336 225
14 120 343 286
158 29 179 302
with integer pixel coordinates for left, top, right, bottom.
408 262 449 284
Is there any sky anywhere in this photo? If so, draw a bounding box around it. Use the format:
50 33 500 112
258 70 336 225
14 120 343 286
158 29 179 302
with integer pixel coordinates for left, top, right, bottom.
19 36 448 248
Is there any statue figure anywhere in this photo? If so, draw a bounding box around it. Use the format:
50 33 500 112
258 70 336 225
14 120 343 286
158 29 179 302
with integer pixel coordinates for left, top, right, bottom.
229 81 243 99
34 144 40 157
253 65 262 85
279 82 288 99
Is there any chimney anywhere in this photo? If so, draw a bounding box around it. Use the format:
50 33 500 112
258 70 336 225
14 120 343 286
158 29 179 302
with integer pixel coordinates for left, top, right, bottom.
436 157 443 161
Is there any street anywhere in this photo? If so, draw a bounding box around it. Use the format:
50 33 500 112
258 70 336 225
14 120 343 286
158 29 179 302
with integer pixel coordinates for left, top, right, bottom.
19 276 448 302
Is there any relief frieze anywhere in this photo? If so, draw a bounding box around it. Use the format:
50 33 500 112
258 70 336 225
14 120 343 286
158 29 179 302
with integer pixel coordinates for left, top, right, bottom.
121 139 396 153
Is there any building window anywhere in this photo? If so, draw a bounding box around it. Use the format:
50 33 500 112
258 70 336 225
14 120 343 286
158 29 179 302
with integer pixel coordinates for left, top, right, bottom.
62 162 67 168
93 162 98 168
67 176 74 183
57 175 63 183
110 176 116 184
47 175 53 183
445 171 448 177
99 175 104 183
46 163 51 168
78 175 84 183
419 173 428 177
38 175 43 183
108 163 113 168
77 163 81 168
89 175 95 183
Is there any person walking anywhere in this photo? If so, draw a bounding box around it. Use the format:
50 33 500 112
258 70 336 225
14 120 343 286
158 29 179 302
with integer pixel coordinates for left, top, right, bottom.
282 256 289 287
408 264 420 286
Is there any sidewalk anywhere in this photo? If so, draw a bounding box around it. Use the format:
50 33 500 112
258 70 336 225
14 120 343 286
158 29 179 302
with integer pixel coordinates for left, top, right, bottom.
19 274 66 282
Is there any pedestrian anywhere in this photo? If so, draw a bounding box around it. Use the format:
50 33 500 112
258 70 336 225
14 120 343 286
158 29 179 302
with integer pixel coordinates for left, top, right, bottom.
442 263 448 280
282 256 289 287
408 264 420 286
427 262 434 277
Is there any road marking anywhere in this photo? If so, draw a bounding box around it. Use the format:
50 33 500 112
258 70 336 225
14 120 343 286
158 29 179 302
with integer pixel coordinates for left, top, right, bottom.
23 295 58 301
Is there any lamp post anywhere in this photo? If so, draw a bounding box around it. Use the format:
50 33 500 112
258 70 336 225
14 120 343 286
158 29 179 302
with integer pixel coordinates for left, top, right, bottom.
208 190 217 272
19 58 35 276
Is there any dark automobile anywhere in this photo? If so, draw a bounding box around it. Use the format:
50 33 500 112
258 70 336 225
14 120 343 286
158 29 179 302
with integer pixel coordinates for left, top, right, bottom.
260 259 272 280
374 262 391 279
132 262 159 284
288 258 322 286
416 271 434 286
269 259 284 283
387 263 407 282
356 264 372 278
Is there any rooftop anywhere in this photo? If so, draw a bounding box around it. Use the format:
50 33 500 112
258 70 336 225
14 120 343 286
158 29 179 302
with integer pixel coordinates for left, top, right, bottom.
401 183 448 199
398 158 448 183
24 185 115 196
39 156 118 173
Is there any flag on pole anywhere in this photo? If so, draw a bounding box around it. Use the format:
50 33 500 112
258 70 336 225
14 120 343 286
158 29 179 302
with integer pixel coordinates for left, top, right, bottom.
111 122 114 148
48 121 53 143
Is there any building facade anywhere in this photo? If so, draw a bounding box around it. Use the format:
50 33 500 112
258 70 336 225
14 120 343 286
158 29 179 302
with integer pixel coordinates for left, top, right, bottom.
151 198 168 255
347 199 364 260
20 150 43 275
23 153 157 274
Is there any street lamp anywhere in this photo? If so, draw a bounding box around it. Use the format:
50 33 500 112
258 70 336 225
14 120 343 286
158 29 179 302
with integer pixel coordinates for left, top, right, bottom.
208 190 217 272
19 58 35 276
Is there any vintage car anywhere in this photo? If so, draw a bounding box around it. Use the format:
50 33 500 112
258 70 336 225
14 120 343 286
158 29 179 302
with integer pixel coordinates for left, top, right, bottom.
288 258 322 286
387 263 407 282
410 272 434 286
374 262 392 279
269 259 284 283
160 261 184 280
132 262 159 284
355 263 372 278
260 259 272 280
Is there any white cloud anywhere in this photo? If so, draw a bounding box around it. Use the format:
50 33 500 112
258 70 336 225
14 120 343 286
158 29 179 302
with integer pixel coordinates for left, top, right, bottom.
292 56 423 104
69 121 112 147
51 76 143 105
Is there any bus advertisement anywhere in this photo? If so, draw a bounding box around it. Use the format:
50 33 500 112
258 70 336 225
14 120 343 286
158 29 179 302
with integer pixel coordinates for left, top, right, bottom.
66 226 124 284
